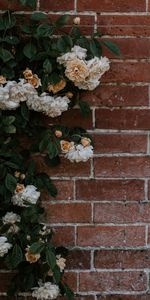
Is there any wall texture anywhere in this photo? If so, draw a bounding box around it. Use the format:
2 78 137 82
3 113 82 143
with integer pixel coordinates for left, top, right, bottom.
1 0 150 299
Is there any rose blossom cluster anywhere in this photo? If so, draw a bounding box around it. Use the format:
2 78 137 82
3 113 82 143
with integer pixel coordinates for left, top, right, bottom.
0 236 12 257
2 212 21 233
0 73 70 117
32 281 60 300
11 184 40 207
57 45 110 90
60 136 93 162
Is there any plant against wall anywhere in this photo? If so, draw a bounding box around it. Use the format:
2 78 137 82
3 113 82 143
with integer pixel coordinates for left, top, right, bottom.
0 1 120 299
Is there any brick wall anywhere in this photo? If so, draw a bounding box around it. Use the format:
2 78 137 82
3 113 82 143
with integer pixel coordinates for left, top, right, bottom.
1 0 150 299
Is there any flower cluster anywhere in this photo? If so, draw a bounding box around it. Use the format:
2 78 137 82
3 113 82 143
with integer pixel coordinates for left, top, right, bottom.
11 184 40 206
60 136 93 162
0 236 12 257
57 45 110 90
32 281 60 300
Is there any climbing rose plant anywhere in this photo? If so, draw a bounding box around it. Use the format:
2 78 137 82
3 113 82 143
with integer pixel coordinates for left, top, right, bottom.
0 1 120 299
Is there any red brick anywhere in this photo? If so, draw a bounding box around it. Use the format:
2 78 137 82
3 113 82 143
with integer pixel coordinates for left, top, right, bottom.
82 86 148 107
147 181 150 200
103 38 150 59
67 250 91 269
40 0 74 10
97 15 150 36
95 109 150 130
45 203 91 223
42 180 74 201
93 134 147 153
62 272 77 292
94 157 150 178
57 297 94 300
45 109 92 129
94 203 150 224
102 62 150 83
79 271 147 292
52 226 75 247
97 296 150 300
34 155 91 177
76 179 144 201
94 249 150 269
78 0 146 12
0 0 31 10
77 226 145 247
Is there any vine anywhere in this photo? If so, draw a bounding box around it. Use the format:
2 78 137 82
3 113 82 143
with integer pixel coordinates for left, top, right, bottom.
0 1 120 299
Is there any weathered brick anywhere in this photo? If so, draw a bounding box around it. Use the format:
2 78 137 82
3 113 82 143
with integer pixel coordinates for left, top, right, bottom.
79 271 147 292
0 0 31 10
77 226 145 247
67 249 91 269
62 272 77 292
102 62 150 83
81 86 148 107
94 203 150 224
95 109 150 130
42 180 74 201
94 157 150 178
97 295 150 300
0 272 15 292
78 0 146 12
52 226 75 247
94 249 150 269
40 0 74 11
97 15 150 36
93 134 147 153
45 203 92 223
76 179 144 201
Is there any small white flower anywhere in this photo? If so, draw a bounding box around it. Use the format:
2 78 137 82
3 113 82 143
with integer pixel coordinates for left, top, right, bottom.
65 144 93 162
32 281 59 300
71 45 87 60
57 45 87 66
12 185 40 207
0 236 12 257
2 212 21 224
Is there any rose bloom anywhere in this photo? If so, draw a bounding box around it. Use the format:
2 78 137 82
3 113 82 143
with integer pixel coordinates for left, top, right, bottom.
15 171 21 178
81 137 91 147
66 91 73 98
0 75 7 85
48 80 66 94
25 248 40 264
65 58 89 83
23 68 33 80
15 183 25 193
60 140 74 153
55 130 62 138
56 255 66 272
28 74 41 88
73 16 80 25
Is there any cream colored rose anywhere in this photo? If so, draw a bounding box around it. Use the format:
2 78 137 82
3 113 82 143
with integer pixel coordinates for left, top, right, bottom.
15 183 25 193
25 248 40 264
81 137 91 147
60 140 74 153
65 58 89 83
28 74 41 88
66 92 73 98
56 255 66 272
73 17 80 25
0 75 7 85
55 130 62 138
48 80 66 94
23 68 33 80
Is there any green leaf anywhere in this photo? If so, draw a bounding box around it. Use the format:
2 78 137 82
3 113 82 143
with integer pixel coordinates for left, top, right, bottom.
55 15 70 27
4 36 19 45
90 40 102 57
63 284 74 300
11 244 23 268
4 125 16 134
39 135 50 152
29 242 45 254
46 248 56 270
53 265 61 284
43 59 52 73
31 12 48 21
21 103 29 121
47 142 59 159
79 101 91 117
5 174 17 193
0 48 13 62
103 40 121 56
2 116 15 126
23 43 37 59
36 24 54 37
